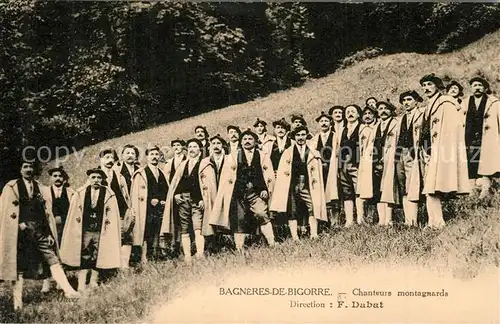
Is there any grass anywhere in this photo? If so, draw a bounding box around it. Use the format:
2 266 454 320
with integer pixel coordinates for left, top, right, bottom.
2 29 499 323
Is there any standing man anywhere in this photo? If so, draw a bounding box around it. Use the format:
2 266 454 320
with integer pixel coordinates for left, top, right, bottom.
365 97 378 110
161 139 206 262
291 114 308 131
373 101 399 226
337 105 362 227
328 105 345 134
210 129 276 250
130 145 168 263
0 156 79 310
356 106 378 224
394 90 424 226
60 168 121 292
270 118 292 172
462 77 500 198
117 144 140 193
41 165 75 293
227 125 242 156
99 148 132 268
164 139 187 186
270 126 328 240
418 74 470 228
254 119 275 155
446 81 464 104
195 125 210 158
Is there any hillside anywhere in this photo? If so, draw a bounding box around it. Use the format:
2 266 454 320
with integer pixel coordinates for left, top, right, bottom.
45 29 500 187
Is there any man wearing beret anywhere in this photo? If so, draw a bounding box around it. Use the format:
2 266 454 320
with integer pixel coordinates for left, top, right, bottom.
116 145 140 193
270 118 292 172
130 145 168 263
41 165 75 292
99 148 132 267
210 129 276 251
0 155 80 309
418 74 470 228
356 105 378 224
372 100 400 226
461 76 500 199
328 105 345 134
271 126 328 240
60 168 121 292
161 139 207 262
164 139 187 187
446 81 464 104
393 90 425 226
254 118 276 155
227 125 242 156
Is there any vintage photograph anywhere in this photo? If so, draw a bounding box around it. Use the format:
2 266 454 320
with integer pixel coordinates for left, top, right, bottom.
0 1 499 322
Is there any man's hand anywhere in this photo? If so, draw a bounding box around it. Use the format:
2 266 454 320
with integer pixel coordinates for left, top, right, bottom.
198 200 204 210
151 198 159 206
174 195 183 204
160 200 166 206
55 216 62 225
19 222 27 231
260 191 269 200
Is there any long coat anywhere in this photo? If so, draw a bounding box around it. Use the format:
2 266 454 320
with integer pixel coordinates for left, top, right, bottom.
209 151 275 229
405 110 425 202
379 118 402 204
270 144 328 222
325 128 344 202
60 185 122 269
461 95 500 176
129 167 167 246
259 133 276 156
356 123 378 199
0 180 58 281
160 157 218 236
163 155 186 187
421 94 471 195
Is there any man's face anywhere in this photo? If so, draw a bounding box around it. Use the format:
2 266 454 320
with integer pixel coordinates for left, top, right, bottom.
331 109 344 123
51 171 64 187
254 123 265 135
402 96 417 112
362 110 375 124
447 85 461 98
227 129 240 143
292 119 304 129
471 81 485 97
241 134 256 150
421 81 438 98
147 149 160 165
89 173 103 189
100 153 115 169
211 139 223 155
345 106 360 123
122 148 137 164
20 163 34 180
318 117 331 132
367 99 377 109
195 128 206 140
187 142 201 158
274 125 287 138
172 142 184 154
377 104 392 121
294 130 308 146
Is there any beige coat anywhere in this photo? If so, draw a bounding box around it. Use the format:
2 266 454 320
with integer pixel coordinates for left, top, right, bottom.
129 167 167 246
270 144 328 222
160 157 218 236
209 151 275 229
461 95 500 176
325 128 344 202
0 180 58 280
356 123 378 199
60 185 122 269
259 133 276 155
379 118 402 204
421 94 471 195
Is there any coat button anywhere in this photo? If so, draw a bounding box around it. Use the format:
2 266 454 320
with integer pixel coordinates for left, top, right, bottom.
267 178 272 183
432 132 438 138
10 213 16 219
485 125 490 131
229 179 233 184
286 160 290 164
484 113 490 119
141 185 146 189
76 217 81 223
263 165 268 170
231 165 236 170
284 171 290 176
201 174 206 179
139 197 144 201
203 186 208 191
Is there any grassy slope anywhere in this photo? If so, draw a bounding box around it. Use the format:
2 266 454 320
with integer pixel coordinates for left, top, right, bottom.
1 31 499 322
44 30 500 187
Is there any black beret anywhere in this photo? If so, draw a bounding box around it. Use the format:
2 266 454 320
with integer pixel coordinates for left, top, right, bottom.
375 100 397 111
328 105 344 115
226 125 242 134
171 138 186 146
99 148 118 160
186 138 203 148
399 90 424 103
315 111 333 122
272 118 291 132
48 166 68 179
86 168 107 179
253 118 267 127
209 134 228 147
240 129 259 142
121 144 140 159
445 81 464 97
469 76 491 90
290 125 310 138
419 73 445 89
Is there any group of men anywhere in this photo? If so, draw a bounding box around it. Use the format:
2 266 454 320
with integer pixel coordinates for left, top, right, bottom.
1 74 498 310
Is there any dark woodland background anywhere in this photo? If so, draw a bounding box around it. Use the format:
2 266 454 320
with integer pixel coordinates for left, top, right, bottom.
1 2 500 187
